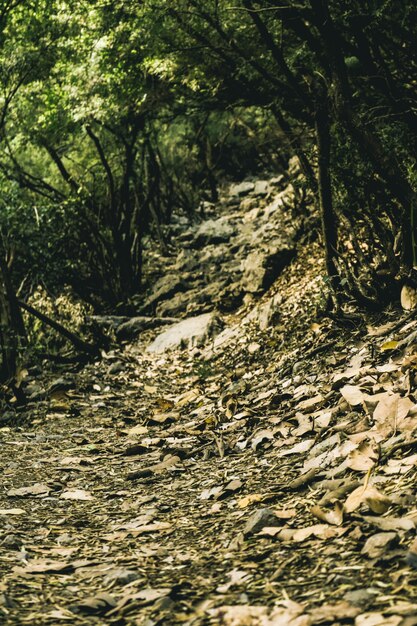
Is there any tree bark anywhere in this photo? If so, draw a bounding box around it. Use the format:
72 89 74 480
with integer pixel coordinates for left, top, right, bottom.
314 83 340 300
0 255 25 382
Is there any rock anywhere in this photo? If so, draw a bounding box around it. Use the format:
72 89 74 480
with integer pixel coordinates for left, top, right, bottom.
229 181 255 197
269 174 285 187
88 315 129 330
107 361 125 375
147 313 221 353
401 284 417 310
140 276 189 314
156 292 191 318
216 283 244 313
191 219 235 248
243 508 281 536
241 246 295 293
256 294 282 329
253 180 270 196
115 316 177 340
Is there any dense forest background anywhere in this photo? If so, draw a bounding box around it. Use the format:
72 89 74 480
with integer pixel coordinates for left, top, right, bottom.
1 0 417 383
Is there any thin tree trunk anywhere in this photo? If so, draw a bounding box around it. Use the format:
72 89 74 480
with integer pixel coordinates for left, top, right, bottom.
314 83 340 301
0 255 25 382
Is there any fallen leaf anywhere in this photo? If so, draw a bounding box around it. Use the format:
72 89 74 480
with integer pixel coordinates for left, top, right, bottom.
0 508 26 515
311 502 344 526
237 493 266 509
341 385 364 406
361 515 415 532
69 593 117 615
401 284 417 311
347 442 378 472
361 532 397 558
355 612 403 625
278 524 346 542
309 601 361 622
60 489 94 501
297 394 324 411
279 439 315 456
380 340 399 351
15 559 92 575
216 569 252 593
345 485 391 514
7 483 50 497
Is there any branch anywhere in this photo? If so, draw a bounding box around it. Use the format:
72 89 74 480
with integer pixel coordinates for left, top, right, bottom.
18 299 100 357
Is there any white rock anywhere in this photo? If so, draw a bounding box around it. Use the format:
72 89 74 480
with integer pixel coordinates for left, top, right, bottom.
147 313 219 353
229 181 255 197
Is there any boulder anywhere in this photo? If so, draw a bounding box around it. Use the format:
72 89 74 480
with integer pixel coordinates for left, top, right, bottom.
147 313 221 353
241 245 295 293
229 181 255 197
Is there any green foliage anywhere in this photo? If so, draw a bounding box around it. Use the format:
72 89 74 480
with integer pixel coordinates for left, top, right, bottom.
0 0 416 317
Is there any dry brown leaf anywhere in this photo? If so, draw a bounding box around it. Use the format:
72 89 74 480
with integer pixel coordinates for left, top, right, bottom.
355 612 403 625
361 515 415 532
361 532 397 558
7 483 50 497
383 453 417 474
308 601 361 622
401 284 417 310
237 493 266 509
14 559 92 575
340 385 364 406
279 439 315 456
344 485 391 514
310 502 344 526
60 489 95 501
373 393 399 422
297 394 324 411
0 508 26 515
346 442 378 472
216 569 252 593
279 524 346 542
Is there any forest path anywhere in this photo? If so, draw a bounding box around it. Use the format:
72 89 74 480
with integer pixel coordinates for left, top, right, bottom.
2 312 417 625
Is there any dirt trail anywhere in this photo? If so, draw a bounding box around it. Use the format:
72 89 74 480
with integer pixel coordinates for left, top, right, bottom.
2 173 417 625
2 304 417 625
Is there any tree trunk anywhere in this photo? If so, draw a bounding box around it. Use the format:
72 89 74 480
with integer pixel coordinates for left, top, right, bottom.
314 83 340 301
0 255 25 383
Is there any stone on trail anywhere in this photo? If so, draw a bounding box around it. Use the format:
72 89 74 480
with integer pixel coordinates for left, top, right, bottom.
191 218 235 248
253 180 270 196
140 276 189 314
229 181 255 197
146 313 220 353
240 245 295 293
243 507 281 536
115 316 176 341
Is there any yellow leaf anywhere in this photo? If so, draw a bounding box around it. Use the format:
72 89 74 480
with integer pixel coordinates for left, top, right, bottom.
381 340 399 351
237 493 265 509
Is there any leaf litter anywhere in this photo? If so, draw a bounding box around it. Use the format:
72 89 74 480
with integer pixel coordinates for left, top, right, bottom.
3 222 417 623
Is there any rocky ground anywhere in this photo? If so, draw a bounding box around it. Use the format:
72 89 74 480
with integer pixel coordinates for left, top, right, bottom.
1 165 417 625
